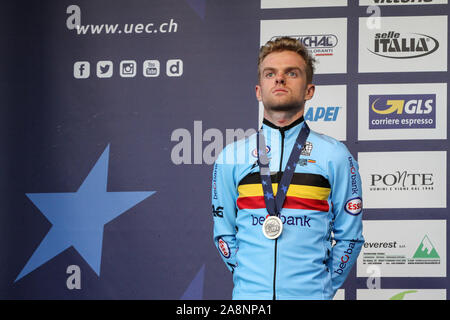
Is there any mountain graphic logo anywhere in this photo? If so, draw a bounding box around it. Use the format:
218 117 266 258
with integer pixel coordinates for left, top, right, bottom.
412 235 440 259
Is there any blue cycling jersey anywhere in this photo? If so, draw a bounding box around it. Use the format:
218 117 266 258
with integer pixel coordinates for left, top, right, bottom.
212 117 364 300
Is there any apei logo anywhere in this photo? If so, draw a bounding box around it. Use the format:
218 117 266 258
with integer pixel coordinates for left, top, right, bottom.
304 106 341 122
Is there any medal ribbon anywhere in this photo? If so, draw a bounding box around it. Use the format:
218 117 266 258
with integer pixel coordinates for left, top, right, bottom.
257 121 310 217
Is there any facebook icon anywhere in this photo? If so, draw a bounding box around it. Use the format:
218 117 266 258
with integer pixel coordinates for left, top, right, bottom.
74 61 90 79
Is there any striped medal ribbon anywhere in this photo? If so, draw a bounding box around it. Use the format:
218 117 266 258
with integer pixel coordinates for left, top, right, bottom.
257 121 310 239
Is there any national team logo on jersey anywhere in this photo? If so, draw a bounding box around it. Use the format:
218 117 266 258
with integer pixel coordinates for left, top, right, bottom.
300 141 313 156
252 146 271 158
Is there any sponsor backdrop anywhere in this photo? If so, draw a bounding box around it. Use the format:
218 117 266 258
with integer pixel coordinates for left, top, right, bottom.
1 0 449 300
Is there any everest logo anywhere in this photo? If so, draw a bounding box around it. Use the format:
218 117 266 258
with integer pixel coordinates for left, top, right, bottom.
412 235 440 259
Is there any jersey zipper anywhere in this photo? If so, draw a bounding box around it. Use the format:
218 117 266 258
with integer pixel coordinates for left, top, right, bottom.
273 128 286 300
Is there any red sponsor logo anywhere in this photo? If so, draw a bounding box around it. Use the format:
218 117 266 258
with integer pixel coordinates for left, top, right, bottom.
345 197 362 216
218 238 230 259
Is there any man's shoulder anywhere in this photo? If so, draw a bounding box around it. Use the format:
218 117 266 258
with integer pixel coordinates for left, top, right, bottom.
215 131 258 165
308 128 352 159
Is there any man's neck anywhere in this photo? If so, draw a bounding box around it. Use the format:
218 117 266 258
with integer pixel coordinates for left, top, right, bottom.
263 109 304 128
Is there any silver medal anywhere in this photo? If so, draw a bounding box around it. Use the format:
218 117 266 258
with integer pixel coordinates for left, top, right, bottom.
262 216 283 240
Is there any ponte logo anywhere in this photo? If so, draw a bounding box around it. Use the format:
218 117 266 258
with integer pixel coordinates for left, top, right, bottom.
369 94 436 129
358 151 446 209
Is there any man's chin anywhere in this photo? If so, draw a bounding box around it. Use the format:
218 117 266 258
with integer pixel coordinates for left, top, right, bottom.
266 102 302 113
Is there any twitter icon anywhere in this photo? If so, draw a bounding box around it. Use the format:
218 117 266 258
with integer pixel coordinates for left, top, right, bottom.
96 61 113 78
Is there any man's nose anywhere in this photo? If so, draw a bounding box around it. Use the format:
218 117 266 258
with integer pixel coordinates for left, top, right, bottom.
275 73 286 85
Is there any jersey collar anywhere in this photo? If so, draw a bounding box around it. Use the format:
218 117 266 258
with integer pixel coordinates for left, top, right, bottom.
262 116 305 132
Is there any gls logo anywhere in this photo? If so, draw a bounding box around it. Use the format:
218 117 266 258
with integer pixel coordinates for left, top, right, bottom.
370 95 435 115
369 94 436 129
370 31 439 59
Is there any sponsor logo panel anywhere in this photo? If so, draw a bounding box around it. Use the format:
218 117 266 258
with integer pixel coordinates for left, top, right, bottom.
358 83 447 140
369 94 436 130
304 85 347 141
358 151 446 208
359 16 447 72
357 289 447 300
357 220 446 277
261 18 347 74
333 289 345 300
360 0 448 5
262 0 348 8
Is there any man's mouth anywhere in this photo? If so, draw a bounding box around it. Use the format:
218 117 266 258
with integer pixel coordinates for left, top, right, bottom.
272 88 288 94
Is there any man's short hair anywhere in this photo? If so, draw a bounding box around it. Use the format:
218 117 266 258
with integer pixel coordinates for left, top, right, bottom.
258 37 316 84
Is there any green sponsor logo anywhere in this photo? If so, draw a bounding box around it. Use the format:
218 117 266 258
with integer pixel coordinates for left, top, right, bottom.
389 290 418 300
412 235 440 259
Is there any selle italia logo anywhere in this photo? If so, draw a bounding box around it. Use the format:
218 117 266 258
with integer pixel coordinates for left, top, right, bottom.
412 235 440 259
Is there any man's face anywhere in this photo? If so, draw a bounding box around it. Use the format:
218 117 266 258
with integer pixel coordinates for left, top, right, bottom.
256 50 314 113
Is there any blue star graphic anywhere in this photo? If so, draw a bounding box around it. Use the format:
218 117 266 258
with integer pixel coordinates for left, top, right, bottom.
262 180 268 186
297 143 303 150
15 145 155 282
281 185 288 193
184 0 206 19
264 191 274 200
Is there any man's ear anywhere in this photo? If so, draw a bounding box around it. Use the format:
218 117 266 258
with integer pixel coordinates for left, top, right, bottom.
304 83 315 101
255 84 262 101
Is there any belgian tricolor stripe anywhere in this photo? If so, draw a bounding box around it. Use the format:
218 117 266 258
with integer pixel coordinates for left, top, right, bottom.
237 172 331 212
